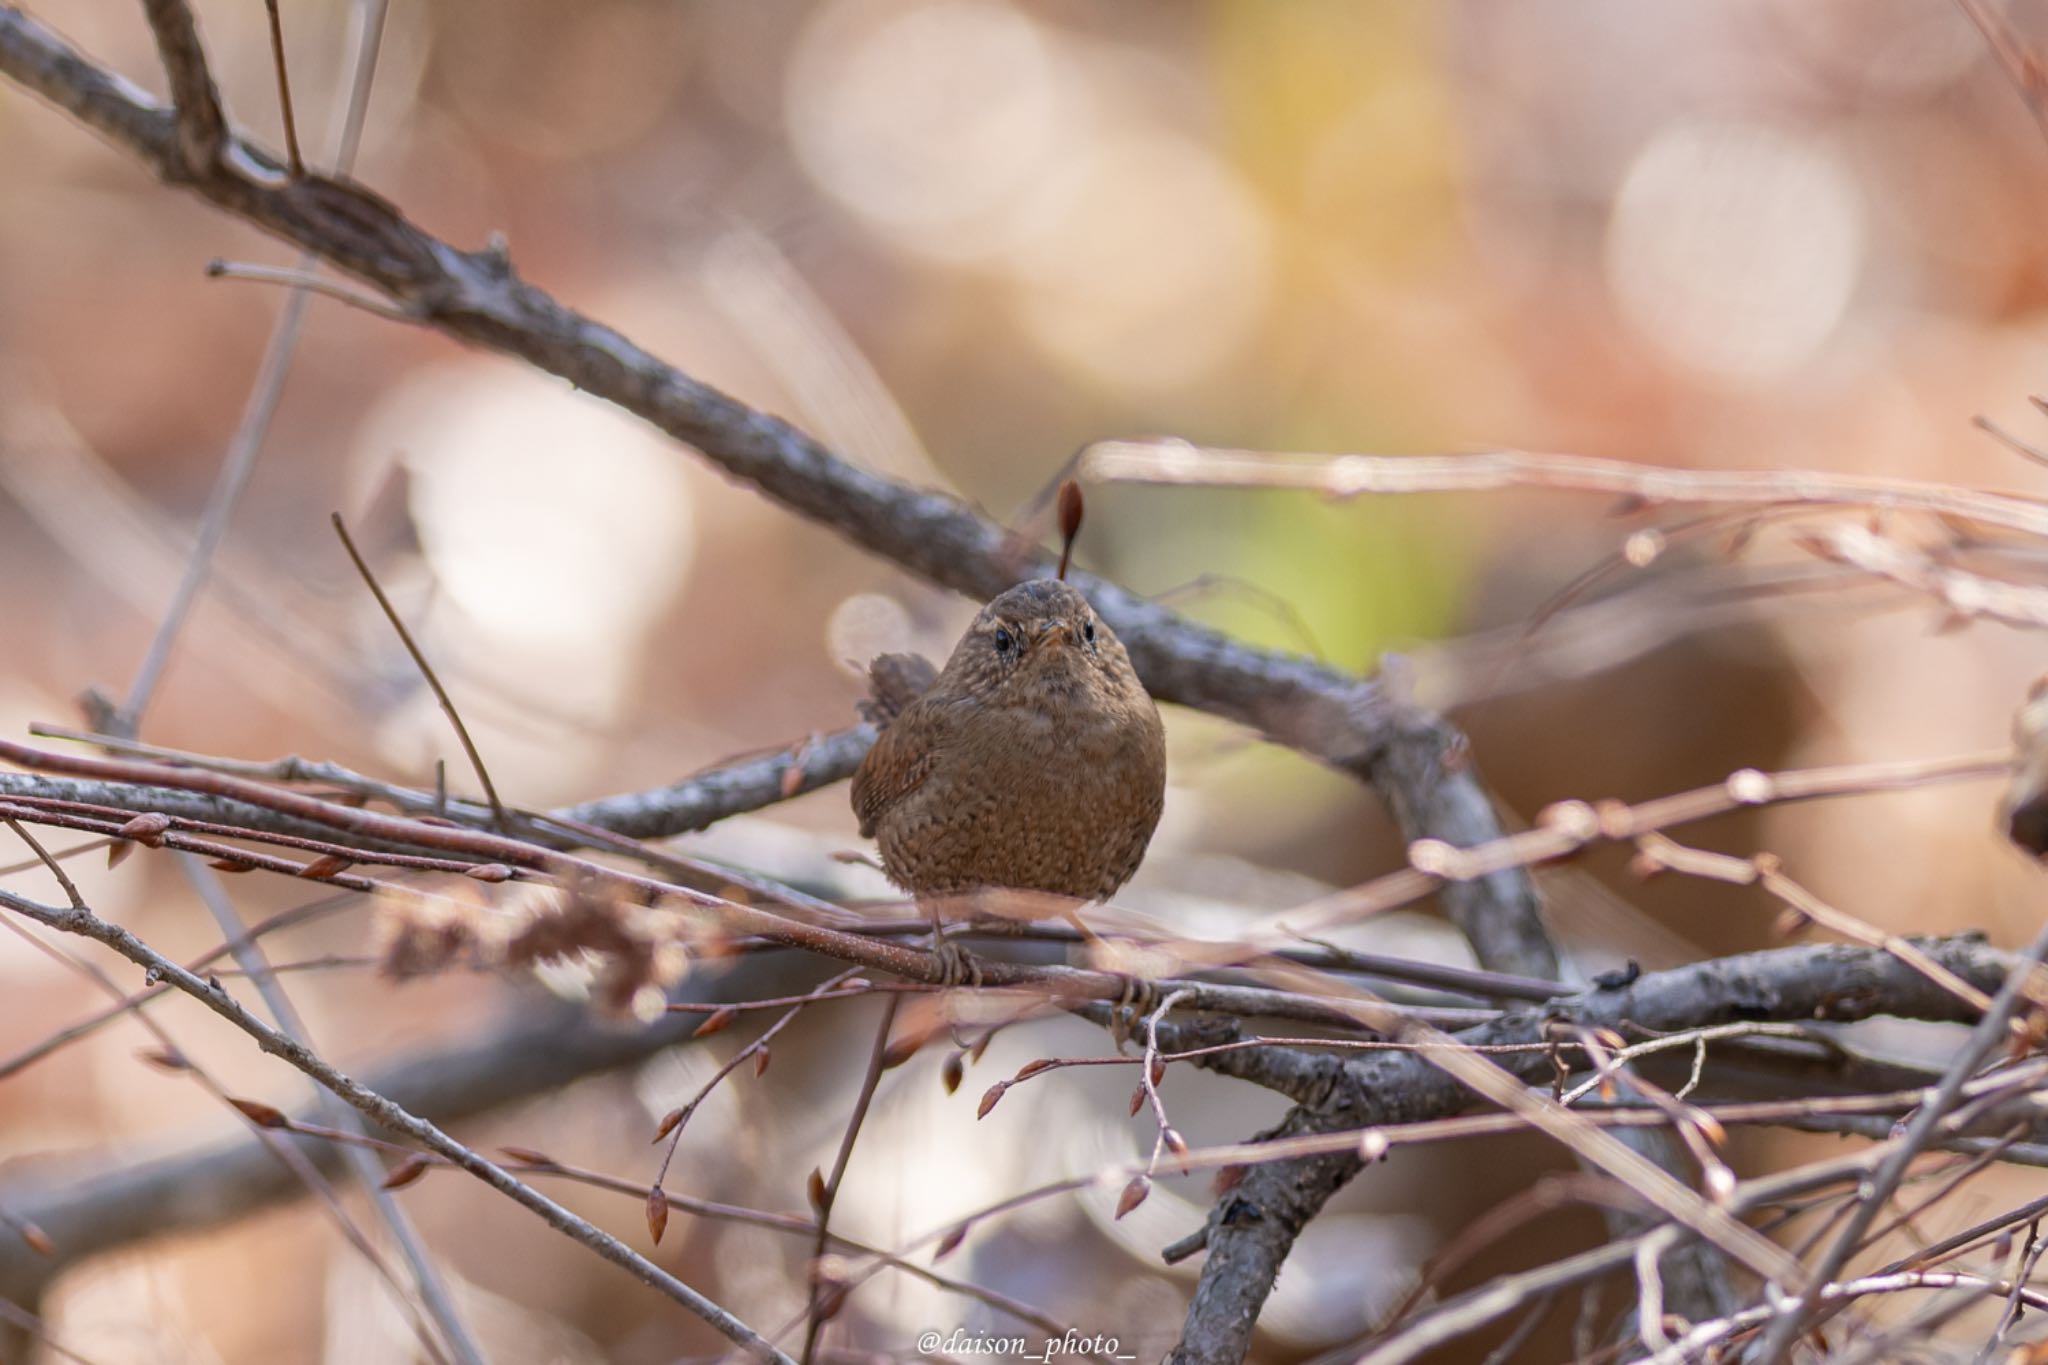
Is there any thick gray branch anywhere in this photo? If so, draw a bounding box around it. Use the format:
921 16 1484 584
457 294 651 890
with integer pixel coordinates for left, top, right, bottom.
554 726 873 840
1366 704 1557 979
1163 936 2009 1364
0 936 2005 1358
0 12 1535 933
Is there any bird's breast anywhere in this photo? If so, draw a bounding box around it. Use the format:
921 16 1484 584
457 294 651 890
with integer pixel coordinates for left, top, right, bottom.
870 685 1165 902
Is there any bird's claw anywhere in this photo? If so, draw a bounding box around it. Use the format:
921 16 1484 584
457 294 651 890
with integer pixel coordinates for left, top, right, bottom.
929 936 984 990
1107 974 1161 1048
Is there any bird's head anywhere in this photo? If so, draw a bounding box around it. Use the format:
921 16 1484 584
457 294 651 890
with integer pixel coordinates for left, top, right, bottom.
936 579 1141 711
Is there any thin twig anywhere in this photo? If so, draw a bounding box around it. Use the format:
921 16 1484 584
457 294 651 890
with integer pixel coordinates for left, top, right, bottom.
206 259 414 320
511 1158 1090 1344
1081 439 2048 540
25 719 871 912
802 993 903 1363
0 739 1493 1026
0 833 113 878
118 0 383 730
0 824 457 1365
176 850 485 1365
1356 1007 1803 1288
1139 988 1195 1176
1973 412 2048 469
1635 834 2000 1020
1990 1220 2048 1353
1647 1271 2048 1363
331 512 509 827
1356 1144 1940 1365
0 882 792 1363
1271 747 2011 938
259 0 301 176
1749 913 2048 1361
0 885 363 1082
1801 523 2048 630
652 971 861 1190
209 1080 1094 1346
1365 1173 1630 1352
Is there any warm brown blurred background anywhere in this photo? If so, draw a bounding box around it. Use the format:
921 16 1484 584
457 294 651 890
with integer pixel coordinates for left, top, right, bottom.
4 2 2048 1361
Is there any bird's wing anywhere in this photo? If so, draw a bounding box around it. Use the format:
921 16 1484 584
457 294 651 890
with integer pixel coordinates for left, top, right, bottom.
858 652 939 728
851 701 941 838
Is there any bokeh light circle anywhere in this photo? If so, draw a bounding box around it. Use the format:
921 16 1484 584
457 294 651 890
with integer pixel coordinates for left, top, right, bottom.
785 0 1078 263
1605 120 1866 385
1003 128 1274 393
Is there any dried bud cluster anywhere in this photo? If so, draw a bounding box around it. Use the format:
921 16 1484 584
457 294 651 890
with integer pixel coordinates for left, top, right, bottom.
372 871 693 1020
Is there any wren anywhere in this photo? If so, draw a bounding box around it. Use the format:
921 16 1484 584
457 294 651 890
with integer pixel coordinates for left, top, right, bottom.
852 578 1167 918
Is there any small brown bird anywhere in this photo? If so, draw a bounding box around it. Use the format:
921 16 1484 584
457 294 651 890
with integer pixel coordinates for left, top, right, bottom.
852 578 1167 946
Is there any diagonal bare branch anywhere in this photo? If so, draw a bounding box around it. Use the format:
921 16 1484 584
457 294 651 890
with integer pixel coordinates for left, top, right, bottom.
1082 439 2048 539
0 16 1577 1358
0 883 792 1363
0 11 1539 958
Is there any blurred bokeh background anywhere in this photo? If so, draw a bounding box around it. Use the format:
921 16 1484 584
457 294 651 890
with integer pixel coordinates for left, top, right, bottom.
5 1 2048 1361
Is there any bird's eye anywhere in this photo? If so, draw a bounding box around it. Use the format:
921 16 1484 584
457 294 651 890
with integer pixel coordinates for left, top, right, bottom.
993 627 1014 654
1083 620 1097 644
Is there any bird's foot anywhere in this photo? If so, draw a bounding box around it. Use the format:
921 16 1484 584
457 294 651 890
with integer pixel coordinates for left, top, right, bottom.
1107 974 1162 1050
1118 972 1162 1017
927 930 985 990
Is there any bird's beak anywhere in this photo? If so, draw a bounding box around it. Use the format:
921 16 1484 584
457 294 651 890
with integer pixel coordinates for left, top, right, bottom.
1032 622 1075 653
